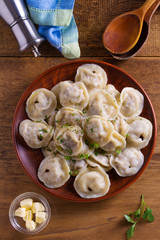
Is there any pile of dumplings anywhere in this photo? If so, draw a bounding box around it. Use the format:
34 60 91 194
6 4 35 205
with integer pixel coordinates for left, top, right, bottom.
19 64 153 199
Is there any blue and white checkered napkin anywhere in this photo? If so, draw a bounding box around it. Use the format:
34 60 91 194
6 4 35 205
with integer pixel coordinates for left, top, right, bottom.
26 0 80 59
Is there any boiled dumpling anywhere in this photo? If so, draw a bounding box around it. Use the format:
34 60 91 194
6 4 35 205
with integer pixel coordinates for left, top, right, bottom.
110 148 144 177
112 116 129 138
126 117 153 149
88 89 119 120
74 166 111 198
67 159 87 176
105 84 120 104
42 140 58 157
75 63 108 90
54 125 93 159
83 115 114 147
51 80 72 105
38 155 70 188
55 107 83 127
101 130 126 152
119 87 144 119
26 88 57 121
87 152 113 172
19 119 54 148
59 81 89 110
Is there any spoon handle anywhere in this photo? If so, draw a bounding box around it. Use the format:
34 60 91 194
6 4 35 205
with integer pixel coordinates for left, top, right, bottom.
144 0 160 22
141 0 157 14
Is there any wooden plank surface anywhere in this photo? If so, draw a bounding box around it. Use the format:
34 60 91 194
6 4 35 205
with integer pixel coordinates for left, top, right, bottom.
0 57 160 240
0 0 160 239
0 0 160 57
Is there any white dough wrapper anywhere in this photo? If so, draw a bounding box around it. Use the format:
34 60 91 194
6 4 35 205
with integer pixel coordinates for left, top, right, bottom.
42 140 58 157
119 87 144 119
55 107 83 127
74 166 111 198
38 155 70 188
59 81 89 110
75 63 108 90
26 88 57 121
110 148 144 177
126 117 153 149
83 115 114 147
88 89 119 120
54 125 93 159
19 119 54 148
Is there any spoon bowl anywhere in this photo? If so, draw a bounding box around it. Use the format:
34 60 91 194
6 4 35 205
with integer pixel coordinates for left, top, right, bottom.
109 0 160 60
103 0 157 55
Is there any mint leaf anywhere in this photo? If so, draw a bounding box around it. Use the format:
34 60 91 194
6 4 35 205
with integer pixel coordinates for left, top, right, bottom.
143 208 154 222
126 223 136 240
124 215 135 224
129 208 141 218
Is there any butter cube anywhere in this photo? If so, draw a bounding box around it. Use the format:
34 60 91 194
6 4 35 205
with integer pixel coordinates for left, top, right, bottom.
20 198 33 210
35 212 46 224
14 207 26 218
25 220 36 231
23 210 33 222
32 202 45 213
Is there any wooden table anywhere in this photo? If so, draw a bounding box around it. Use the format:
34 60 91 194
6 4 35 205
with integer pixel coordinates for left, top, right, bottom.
0 1 160 239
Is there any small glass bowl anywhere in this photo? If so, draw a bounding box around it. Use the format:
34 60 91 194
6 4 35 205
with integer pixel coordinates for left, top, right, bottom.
9 192 51 234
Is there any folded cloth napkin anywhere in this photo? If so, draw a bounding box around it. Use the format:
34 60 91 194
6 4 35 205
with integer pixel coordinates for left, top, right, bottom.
26 0 80 59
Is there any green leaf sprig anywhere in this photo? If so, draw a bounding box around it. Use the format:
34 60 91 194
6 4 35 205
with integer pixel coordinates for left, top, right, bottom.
124 195 154 240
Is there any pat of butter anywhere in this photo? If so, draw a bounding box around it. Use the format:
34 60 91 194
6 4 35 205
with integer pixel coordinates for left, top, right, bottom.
35 212 46 224
23 210 33 221
32 202 45 213
20 198 33 210
14 207 26 218
25 220 36 231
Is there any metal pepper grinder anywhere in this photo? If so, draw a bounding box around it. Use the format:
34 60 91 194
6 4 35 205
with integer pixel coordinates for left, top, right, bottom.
0 0 44 57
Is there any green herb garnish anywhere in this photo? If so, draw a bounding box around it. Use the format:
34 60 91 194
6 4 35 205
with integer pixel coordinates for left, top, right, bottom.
39 129 48 133
82 110 86 114
69 170 72 175
90 142 99 149
79 153 85 158
124 195 154 240
90 128 94 133
38 134 43 141
72 113 76 116
55 120 59 123
76 118 80 121
46 148 52 152
57 135 62 140
64 156 71 160
86 118 90 123
85 154 89 159
116 149 122 154
60 138 64 143
126 134 129 137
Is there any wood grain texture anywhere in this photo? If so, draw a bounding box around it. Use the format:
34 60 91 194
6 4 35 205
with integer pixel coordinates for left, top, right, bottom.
1 0 160 239
0 0 160 57
0 57 160 240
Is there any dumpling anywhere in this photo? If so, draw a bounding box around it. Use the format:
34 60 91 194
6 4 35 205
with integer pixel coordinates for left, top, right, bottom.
75 63 108 90
112 116 129 137
101 130 126 152
47 110 57 126
26 88 57 121
42 140 58 157
59 81 89 110
67 159 87 176
38 155 70 188
55 107 83 127
19 119 54 148
74 166 111 198
119 87 144 119
51 80 72 105
54 125 93 159
110 148 144 177
105 84 120 104
87 153 113 172
88 89 119 120
126 117 153 149
83 115 114 147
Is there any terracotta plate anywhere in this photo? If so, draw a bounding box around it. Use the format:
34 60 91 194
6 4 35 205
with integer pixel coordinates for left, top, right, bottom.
12 60 157 202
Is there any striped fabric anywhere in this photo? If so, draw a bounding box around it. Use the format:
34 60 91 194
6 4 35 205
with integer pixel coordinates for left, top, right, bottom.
26 0 80 59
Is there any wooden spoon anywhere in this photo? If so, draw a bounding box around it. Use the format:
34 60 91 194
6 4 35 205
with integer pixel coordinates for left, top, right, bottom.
103 0 157 54
111 0 160 60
